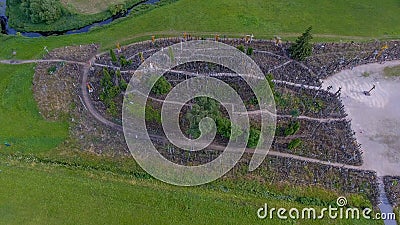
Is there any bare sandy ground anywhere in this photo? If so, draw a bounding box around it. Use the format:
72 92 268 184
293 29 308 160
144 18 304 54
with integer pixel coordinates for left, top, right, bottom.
323 60 400 176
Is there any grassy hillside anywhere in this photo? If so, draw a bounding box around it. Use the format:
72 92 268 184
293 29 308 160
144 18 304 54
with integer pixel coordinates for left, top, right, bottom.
0 154 382 225
0 64 68 154
2 0 400 59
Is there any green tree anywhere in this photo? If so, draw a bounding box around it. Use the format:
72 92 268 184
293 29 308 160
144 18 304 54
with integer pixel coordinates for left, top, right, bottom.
151 76 172 95
237 45 245 53
185 97 245 141
284 121 301 136
216 117 231 139
100 68 113 102
289 26 313 61
110 49 117 63
119 78 128 91
265 73 275 90
109 4 126 16
247 128 261 148
20 0 62 24
246 47 254 56
186 97 219 138
100 68 120 112
145 105 161 124
119 55 132 67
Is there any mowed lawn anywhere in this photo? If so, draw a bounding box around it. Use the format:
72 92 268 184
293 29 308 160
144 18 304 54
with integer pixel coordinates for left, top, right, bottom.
0 159 383 225
60 0 129 14
2 0 400 59
0 64 68 153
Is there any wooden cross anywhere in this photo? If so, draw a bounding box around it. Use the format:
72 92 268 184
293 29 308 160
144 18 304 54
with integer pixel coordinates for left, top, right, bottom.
363 85 376 96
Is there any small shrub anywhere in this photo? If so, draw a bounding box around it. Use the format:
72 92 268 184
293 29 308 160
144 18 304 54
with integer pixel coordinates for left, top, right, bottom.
247 97 258 108
109 86 121 98
119 55 132 67
109 4 127 16
138 52 144 62
145 105 161 124
120 78 128 91
247 128 261 148
107 101 118 117
100 68 113 101
290 109 300 117
110 49 117 63
246 47 254 56
237 45 245 53
116 70 122 78
151 76 172 95
48 65 57 74
284 121 300 136
265 73 275 90
288 138 302 150
362 72 370 77
100 68 122 116
292 121 300 133
216 117 231 139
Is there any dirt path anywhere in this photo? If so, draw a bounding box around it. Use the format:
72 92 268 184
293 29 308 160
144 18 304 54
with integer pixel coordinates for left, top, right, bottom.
81 62 123 132
0 59 87 65
129 88 343 122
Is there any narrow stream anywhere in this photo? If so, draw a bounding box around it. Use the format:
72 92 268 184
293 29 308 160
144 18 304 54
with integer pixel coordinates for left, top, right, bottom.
0 0 160 37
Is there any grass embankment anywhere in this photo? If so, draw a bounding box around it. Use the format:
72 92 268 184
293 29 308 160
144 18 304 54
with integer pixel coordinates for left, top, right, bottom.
384 65 400 77
0 158 265 225
0 149 383 225
6 0 144 32
0 64 68 153
2 0 400 60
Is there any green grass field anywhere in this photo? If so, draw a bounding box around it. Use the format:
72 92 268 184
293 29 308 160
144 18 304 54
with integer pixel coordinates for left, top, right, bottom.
2 0 400 59
0 64 68 154
0 153 383 225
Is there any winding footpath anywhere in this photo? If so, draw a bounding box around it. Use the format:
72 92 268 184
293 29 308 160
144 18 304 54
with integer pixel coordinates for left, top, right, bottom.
0 59 87 66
